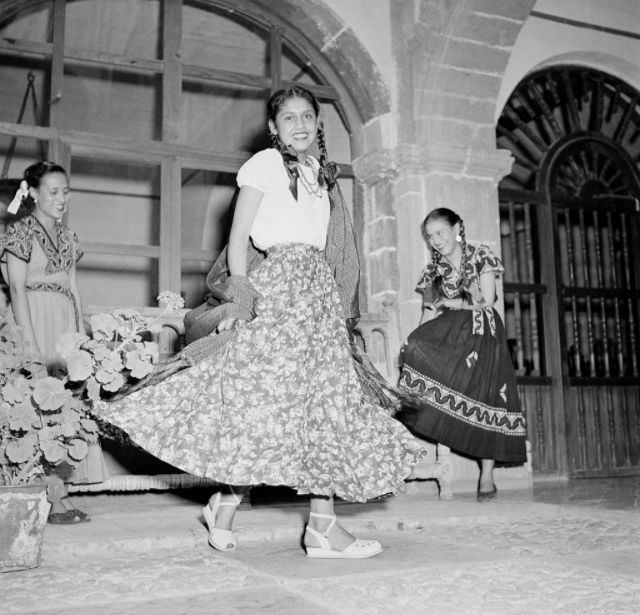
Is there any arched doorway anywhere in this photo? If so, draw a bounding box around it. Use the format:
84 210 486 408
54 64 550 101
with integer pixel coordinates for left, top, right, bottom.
497 66 640 477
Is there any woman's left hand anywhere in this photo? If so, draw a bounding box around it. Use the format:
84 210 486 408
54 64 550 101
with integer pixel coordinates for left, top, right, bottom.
435 298 464 310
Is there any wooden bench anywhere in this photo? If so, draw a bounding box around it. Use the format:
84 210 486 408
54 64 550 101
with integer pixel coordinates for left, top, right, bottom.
72 306 452 499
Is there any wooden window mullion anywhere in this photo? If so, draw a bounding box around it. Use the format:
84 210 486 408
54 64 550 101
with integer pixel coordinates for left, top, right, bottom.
160 0 183 294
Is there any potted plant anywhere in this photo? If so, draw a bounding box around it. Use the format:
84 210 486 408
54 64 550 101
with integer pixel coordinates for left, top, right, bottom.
58 291 185 402
0 311 99 573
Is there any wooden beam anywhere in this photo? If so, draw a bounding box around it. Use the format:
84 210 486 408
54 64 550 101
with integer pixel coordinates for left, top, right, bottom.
0 121 251 170
160 157 182 293
162 0 182 143
48 0 66 127
270 28 282 93
82 241 161 258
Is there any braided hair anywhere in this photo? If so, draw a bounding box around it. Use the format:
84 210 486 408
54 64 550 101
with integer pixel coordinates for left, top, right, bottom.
9 161 68 221
266 86 338 199
422 207 469 295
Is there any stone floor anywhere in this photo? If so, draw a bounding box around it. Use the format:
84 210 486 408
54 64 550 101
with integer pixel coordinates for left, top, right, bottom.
1 477 639 614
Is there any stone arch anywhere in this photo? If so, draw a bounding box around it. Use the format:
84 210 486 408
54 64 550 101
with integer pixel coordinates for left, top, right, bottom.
410 0 536 150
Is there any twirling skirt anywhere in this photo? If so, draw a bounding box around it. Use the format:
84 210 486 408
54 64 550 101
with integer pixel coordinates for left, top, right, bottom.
95 244 423 502
398 308 527 463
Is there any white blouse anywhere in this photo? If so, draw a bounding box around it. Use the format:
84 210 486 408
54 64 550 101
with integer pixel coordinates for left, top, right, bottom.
236 148 330 250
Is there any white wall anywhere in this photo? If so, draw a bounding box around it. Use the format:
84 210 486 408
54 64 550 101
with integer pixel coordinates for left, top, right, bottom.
497 0 640 118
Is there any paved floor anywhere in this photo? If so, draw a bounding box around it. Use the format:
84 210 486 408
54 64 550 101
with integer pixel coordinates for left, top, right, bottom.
1 477 639 614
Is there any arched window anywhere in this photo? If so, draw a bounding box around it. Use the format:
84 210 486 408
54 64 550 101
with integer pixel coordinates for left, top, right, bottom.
0 0 357 308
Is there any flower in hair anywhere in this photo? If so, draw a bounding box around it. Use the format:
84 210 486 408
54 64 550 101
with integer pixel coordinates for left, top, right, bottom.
7 180 29 215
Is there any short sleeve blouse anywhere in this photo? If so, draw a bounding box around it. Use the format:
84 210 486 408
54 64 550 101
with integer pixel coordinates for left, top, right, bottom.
415 243 504 297
0 215 82 273
236 148 330 250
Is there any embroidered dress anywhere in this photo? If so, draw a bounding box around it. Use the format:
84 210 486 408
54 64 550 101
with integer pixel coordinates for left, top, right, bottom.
0 215 82 371
0 214 106 483
94 149 423 501
398 244 527 463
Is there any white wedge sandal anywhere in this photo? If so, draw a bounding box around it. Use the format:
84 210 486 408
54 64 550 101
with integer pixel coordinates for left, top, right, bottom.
304 512 383 559
201 490 242 552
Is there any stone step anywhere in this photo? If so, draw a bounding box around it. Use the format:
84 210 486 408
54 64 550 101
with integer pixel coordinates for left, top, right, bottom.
39 485 569 562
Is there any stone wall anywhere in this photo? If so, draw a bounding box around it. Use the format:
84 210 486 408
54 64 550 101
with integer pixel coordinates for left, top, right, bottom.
353 0 536 346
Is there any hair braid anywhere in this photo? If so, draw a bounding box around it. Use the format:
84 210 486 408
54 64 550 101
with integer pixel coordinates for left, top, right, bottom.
316 123 337 190
458 219 468 286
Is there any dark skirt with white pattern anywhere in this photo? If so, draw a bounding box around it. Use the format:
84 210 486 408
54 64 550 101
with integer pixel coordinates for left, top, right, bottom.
398 307 527 463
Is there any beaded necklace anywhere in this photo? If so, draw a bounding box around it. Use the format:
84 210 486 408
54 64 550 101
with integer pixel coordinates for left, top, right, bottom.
295 156 324 197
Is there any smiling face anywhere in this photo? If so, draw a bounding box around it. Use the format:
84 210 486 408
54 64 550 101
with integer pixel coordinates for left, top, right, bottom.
31 171 70 222
268 96 319 155
424 217 460 258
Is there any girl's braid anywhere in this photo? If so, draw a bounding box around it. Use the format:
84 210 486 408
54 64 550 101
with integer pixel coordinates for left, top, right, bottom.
316 123 337 190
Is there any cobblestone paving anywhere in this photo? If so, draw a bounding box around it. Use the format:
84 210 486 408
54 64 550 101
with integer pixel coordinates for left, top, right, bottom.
2 506 638 615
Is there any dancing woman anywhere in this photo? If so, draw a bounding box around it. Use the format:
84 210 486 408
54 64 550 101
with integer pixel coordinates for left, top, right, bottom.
398 208 527 500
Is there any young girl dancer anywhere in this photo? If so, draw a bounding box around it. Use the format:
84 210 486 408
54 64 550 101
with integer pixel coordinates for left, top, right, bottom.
94 86 423 558
398 208 527 500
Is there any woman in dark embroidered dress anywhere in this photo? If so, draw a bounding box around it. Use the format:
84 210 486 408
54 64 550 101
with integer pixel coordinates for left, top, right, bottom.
398 208 527 500
0 161 106 522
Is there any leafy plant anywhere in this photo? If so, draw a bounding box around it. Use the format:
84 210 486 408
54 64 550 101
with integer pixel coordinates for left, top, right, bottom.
58 292 185 402
0 313 98 486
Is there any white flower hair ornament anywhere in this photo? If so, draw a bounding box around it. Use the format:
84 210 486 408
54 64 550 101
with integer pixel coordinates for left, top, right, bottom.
7 180 29 215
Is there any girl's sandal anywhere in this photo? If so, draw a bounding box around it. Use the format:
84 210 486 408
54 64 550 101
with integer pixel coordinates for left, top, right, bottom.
202 491 242 551
304 512 383 559
48 510 85 524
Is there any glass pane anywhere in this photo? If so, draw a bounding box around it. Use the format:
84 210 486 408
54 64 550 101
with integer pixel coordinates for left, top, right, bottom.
69 156 160 246
65 0 161 60
0 55 48 127
182 83 266 151
58 66 161 140
0 1 52 44
182 2 268 76
69 156 160 306
78 253 158 308
181 167 237 308
320 102 351 164
281 45 321 86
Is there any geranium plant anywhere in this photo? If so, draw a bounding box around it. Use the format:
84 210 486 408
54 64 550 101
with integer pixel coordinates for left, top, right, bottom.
0 313 98 486
58 292 185 402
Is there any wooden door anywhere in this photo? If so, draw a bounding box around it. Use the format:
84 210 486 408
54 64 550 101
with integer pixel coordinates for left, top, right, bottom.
554 195 640 477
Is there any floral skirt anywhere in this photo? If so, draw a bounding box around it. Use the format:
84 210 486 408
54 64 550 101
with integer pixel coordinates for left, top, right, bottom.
95 244 423 502
398 308 527 463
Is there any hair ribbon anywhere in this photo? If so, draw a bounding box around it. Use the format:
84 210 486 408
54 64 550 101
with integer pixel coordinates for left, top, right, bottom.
7 180 29 215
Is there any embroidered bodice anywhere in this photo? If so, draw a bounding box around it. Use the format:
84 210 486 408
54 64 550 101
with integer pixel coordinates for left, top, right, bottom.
415 243 503 300
0 215 82 278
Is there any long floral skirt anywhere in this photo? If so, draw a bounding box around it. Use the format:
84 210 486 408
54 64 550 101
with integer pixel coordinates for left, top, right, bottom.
398 308 527 463
95 244 423 502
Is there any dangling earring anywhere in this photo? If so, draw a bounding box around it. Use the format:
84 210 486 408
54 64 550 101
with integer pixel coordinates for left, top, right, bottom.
455 233 461 242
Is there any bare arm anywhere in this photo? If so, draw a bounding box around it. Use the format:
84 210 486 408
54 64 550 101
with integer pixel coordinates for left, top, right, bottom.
5 252 40 352
69 263 86 335
226 186 263 276
419 287 440 324
216 185 263 332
